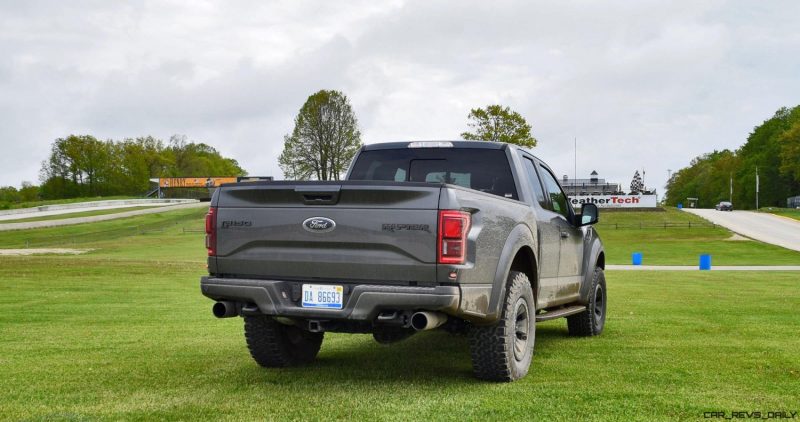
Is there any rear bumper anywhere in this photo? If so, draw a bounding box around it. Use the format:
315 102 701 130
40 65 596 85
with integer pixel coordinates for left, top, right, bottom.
200 276 460 321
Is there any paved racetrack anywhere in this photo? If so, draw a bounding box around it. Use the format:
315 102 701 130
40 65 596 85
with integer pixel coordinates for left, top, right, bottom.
684 208 800 252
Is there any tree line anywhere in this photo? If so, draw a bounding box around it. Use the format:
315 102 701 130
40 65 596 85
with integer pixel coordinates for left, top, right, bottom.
665 105 800 209
3 90 538 207
278 90 538 180
35 135 245 200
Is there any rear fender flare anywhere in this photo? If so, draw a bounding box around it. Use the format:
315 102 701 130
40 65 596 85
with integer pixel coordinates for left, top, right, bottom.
486 224 537 321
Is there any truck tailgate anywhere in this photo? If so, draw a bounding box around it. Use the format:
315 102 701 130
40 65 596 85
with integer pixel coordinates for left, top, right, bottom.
212 181 441 283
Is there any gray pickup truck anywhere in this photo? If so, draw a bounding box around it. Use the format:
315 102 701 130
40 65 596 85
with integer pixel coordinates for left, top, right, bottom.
201 141 606 381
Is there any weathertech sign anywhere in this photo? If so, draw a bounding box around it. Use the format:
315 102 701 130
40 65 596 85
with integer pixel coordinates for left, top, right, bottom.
570 194 658 208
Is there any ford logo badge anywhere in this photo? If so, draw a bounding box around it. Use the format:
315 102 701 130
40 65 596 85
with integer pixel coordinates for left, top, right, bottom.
302 217 336 233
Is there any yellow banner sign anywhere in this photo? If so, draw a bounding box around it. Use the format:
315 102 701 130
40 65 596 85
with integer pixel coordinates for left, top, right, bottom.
158 177 237 188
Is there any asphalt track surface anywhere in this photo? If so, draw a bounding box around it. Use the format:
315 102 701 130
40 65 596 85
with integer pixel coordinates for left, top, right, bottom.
0 202 208 232
683 208 800 253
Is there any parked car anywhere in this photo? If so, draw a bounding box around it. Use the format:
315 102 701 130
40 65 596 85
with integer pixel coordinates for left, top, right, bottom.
715 201 733 211
201 140 606 382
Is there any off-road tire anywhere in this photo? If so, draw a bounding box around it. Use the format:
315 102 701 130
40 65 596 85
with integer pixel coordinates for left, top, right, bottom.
468 271 535 382
372 327 414 345
567 267 606 337
244 316 323 367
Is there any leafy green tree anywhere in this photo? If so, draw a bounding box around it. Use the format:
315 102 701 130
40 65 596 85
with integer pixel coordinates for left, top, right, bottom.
666 105 800 209
460 105 537 148
779 120 800 182
39 134 246 199
19 182 40 202
0 186 20 209
279 90 363 180
734 107 800 208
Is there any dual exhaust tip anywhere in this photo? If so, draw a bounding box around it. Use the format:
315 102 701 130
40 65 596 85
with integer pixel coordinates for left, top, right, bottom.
213 301 447 332
212 301 237 318
410 311 447 331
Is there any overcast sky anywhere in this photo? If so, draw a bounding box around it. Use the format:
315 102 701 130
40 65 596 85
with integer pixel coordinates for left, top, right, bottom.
1 1 799 194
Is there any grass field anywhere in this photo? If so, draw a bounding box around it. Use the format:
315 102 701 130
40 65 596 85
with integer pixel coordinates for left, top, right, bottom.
0 207 205 251
0 205 164 224
596 208 800 265
765 208 800 222
1 207 799 420
1 257 798 420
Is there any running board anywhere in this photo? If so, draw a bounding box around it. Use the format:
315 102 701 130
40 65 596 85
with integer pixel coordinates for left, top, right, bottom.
535 305 586 322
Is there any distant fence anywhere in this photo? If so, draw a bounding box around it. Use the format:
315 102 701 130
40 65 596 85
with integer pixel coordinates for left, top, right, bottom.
596 221 718 230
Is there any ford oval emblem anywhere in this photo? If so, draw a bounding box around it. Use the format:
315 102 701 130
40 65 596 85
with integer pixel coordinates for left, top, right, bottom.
302 217 336 233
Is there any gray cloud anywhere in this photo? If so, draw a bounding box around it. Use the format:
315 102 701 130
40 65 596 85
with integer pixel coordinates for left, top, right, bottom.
1 0 799 195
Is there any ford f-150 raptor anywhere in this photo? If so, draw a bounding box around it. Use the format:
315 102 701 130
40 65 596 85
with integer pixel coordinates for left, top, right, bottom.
201 140 606 381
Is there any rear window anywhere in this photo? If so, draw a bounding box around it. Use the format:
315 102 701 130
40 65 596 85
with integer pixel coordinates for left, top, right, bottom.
349 148 518 199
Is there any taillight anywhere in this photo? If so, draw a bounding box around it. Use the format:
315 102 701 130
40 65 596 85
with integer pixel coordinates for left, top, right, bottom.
438 210 470 264
205 207 217 256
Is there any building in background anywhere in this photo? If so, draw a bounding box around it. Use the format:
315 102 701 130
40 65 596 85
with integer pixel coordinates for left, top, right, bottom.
563 170 659 209
561 171 623 196
148 176 273 200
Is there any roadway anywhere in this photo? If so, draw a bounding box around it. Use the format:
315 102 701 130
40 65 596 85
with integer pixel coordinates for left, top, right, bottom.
683 208 800 252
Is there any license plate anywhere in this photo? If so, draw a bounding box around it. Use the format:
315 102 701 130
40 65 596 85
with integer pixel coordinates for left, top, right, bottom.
301 284 344 309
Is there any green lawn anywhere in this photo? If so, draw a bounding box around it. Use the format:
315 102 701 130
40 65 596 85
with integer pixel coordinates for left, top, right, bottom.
596 208 800 265
0 207 206 251
1 257 797 420
0 205 164 224
1 207 799 420
765 208 800 222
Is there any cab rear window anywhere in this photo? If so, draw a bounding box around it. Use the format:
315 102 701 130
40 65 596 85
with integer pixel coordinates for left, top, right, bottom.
349 149 518 200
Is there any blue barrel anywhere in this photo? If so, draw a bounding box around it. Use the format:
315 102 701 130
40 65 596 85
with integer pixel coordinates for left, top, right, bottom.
699 254 712 270
632 252 643 266
677 203 683 209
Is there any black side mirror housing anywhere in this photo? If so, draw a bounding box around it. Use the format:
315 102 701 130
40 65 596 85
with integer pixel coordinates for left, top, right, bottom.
579 203 599 226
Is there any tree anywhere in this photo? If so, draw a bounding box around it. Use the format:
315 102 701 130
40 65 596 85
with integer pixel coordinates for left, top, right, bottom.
629 171 644 194
19 182 39 202
279 90 362 181
664 105 800 209
460 105 537 148
779 120 800 182
39 134 246 199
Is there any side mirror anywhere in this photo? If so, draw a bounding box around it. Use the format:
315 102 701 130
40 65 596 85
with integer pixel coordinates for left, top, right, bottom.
579 203 599 226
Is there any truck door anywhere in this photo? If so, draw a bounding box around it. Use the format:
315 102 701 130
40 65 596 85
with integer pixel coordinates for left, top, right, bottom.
537 164 584 303
520 157 560 306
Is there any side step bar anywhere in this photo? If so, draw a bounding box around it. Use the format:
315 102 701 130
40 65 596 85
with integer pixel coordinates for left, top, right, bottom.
535 305 586 322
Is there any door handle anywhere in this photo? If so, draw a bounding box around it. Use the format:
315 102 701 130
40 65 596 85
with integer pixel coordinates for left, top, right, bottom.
560 231 569 239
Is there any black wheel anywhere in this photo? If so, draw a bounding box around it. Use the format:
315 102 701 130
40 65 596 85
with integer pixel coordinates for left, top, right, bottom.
372 327 414 345
244 316 323 367
468 271 535 382
567 267 607 337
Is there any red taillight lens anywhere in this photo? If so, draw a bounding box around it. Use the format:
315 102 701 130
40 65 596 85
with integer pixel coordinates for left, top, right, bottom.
438 210 470 264
442 217 464 238
205 207 217 256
